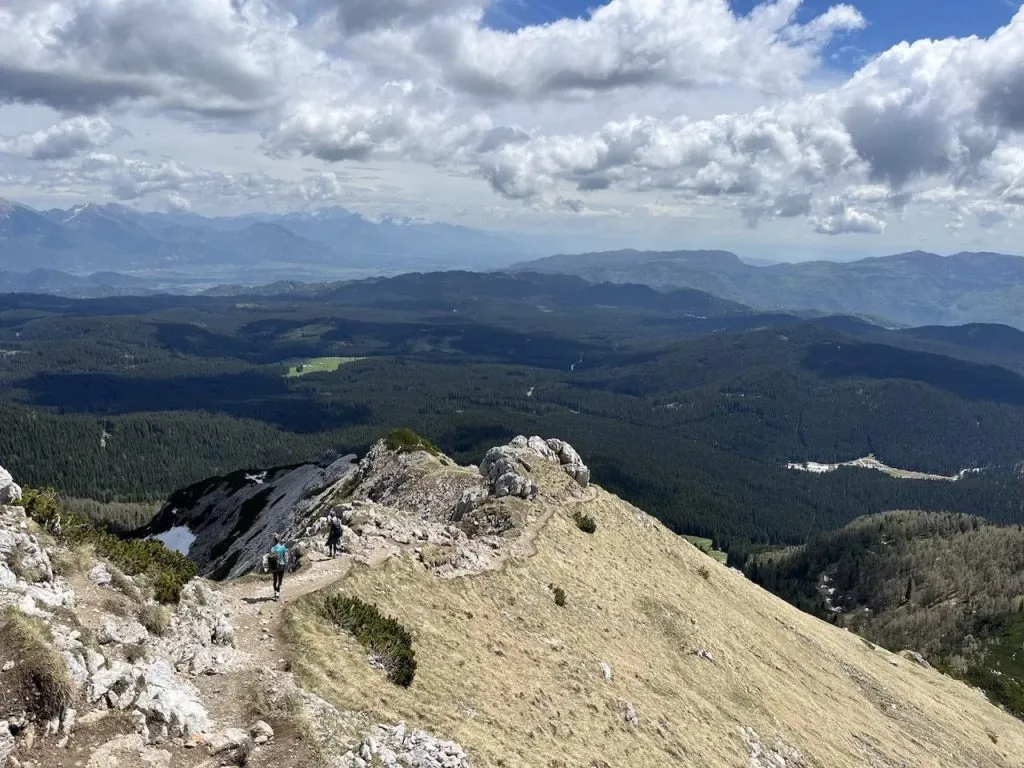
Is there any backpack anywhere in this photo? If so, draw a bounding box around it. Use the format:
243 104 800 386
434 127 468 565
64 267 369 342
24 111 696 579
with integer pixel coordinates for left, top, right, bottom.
329 518 342 537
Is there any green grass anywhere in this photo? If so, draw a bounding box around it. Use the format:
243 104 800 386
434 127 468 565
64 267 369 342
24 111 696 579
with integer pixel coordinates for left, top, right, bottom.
384 428 441 456
683 535 728 564
285 357 364 378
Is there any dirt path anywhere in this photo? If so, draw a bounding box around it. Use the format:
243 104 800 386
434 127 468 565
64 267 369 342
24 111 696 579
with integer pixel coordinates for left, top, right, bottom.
190 490 578 760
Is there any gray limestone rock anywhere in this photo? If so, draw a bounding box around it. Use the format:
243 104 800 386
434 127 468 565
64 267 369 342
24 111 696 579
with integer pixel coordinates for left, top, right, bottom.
0 466 22 505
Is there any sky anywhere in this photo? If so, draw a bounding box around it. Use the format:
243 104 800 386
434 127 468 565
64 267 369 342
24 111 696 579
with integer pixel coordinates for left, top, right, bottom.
1 0 1024 261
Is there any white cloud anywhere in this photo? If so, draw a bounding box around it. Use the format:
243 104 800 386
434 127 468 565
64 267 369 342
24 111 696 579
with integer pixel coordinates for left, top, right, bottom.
469 7 1024 235
0 116 122 159
0 0 1023 250
812 198 886 234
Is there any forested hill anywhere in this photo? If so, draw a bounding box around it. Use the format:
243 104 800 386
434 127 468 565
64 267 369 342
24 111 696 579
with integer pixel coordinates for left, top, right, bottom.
2 272 1024 556
746 511 1024 716
512 249 1024 329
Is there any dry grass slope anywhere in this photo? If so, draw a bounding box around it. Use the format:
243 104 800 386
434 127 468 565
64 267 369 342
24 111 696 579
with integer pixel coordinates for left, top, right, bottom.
281 457 1024 768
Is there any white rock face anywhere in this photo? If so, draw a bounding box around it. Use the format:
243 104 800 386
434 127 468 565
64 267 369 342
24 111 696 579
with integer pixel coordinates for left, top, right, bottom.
89 564 113 587
479 446 539 501
497 436 590 489
544 438 591 487
0 465 22 505
88 660 210 737
0 503 74 612
164 581 237 675
98 619 150 646
0 720 14 767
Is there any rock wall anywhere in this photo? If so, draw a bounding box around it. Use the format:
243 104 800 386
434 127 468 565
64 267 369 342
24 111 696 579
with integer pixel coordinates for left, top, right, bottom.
141 453 358 579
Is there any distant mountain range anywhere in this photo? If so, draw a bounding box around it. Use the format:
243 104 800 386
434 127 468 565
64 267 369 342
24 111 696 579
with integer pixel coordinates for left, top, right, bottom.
0 198 546 281
514 249 1024 329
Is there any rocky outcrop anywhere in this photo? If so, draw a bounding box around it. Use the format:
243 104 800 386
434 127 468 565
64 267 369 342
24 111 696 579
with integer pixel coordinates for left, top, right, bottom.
0 504 73 614
478 436 589 503
0 466 22 505
164 581 236 675
342 722 472 768
87 660 210 739
509 436 590 488
355 441 487 519
0 462 230 762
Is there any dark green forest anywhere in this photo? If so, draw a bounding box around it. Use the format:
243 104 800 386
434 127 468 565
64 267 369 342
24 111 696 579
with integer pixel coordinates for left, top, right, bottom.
2 271 1024 557
745 511 1024 716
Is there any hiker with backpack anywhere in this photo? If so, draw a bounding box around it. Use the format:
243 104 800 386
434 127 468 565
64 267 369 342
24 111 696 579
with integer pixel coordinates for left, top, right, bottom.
326 511 343 559
269 533 288 601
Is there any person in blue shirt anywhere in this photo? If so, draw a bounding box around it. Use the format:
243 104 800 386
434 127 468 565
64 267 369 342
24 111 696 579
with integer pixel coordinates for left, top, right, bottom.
270 533 288 601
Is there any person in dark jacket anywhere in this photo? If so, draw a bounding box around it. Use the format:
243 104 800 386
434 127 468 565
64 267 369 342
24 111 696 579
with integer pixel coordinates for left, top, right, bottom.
326 512 343 559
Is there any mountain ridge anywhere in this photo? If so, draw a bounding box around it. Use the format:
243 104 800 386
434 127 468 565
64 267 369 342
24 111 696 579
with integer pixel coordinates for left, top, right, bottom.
123 435 1024 766
514 248 1024 328
0 197 546 279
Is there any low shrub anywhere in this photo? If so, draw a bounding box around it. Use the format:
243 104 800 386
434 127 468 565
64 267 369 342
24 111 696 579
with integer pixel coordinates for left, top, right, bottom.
21 487 197 604
551 584 567 607
138 604 171 636
102 596 132 617
697 565 711 581
109 566 144 603
0 607 75 720
573 511 597 534
384 428 441 457
316 593 417 687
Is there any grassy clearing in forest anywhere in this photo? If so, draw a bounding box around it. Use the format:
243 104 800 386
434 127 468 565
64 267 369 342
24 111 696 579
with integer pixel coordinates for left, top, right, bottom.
683 535 728 563
285 357 364 378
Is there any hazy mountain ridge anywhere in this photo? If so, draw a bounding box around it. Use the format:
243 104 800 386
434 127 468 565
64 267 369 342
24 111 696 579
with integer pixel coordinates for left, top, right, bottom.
0 198 545 278
514 248 1024 328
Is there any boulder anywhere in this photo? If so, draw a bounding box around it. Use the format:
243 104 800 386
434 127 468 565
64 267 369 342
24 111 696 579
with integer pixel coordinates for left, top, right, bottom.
131 660 210 737
87 660 209 738
207 727 252 755
98 619 150 646
87 662 139 709
493 472 539 500
249 719 274 745
89 565 113 588
490 437 590 490
0 466 22 505
479 446 539 500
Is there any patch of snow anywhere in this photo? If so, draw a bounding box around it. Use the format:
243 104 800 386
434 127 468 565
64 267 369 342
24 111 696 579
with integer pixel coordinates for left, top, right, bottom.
787 455 983 482
150 526 196 556
245 471 267 484
526 387 534 398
